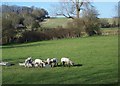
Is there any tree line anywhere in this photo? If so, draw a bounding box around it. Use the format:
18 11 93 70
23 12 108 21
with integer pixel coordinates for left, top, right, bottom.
100 18 119 28
1 1 118 45
1 4 101 45
1 4 100 44
2 5 49 44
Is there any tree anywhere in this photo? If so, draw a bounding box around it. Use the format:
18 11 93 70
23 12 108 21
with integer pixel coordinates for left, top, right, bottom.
32 8 48 21
31 21 40 30
32 9 44 19
23 15 40 30
5 13 23 28
112 17 118 27
2 17 17 44
1 4 49 44
54 0 92 19
100 19 110 28
23 15 35 29
67 18 84 37
82 7 101 36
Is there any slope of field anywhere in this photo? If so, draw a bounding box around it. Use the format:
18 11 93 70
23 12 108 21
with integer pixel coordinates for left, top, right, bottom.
2 35 118 84
41 18 72 28
41 18 115 29
101 18 118 24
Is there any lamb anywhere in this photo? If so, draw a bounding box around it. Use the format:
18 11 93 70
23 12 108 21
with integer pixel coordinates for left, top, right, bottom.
24 57 33 68
61 57 74 67
46 58 58 67
46 58 51 65
25 62 33 68
50 58 58 67
34 59 46 68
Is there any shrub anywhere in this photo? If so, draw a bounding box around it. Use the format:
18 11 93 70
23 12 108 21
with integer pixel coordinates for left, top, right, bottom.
18 31 51 43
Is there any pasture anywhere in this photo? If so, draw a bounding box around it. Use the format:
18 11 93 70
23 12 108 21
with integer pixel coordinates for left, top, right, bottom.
41 18 72 28
41 18 115 29
2 35 118 84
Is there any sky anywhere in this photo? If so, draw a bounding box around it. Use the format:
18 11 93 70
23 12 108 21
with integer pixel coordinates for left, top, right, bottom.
2 1 119 18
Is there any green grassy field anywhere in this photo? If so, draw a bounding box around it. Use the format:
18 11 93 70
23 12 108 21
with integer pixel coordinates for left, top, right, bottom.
41 18 116 29
2 35 118 84
41 18 72 28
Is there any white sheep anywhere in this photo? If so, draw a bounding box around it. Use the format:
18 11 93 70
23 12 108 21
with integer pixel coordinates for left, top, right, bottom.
46 58 51 65
24 57 33 68
25 62 33 68
46 58 58 67
50 58 58 67
61 57 74 67
34 59 46 68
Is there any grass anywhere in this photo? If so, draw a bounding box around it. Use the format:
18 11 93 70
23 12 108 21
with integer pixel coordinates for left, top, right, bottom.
101 27 118 30
41 18 117 29
2 35 118 84
101 18 118 25
41 18 72 28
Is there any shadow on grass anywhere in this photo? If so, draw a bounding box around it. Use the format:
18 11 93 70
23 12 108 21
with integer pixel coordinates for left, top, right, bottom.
73 64 83 67
2 42 54 49
57 64 83 67
1 62 82 67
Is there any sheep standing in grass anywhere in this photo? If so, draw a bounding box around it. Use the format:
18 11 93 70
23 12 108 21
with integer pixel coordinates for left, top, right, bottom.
25 62 33 68
50 58 58 67
34 59 46 68
61 57 74 67
46 58 51 65
24 57 33 68
46 58 58 67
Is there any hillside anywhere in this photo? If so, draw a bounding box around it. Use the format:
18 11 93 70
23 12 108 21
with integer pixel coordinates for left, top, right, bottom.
41 18 72 28
41 18 115 29
100 18 118 24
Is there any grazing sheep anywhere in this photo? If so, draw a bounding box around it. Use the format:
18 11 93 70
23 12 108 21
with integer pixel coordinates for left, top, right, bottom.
24 57 33 68
46 58 51 65
25 62 33 68
50 58 58 67
61 57 74 67
34 59 46 68
46 58 58 67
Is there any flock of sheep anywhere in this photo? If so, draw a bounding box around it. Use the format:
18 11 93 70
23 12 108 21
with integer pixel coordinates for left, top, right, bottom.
19 57 74 68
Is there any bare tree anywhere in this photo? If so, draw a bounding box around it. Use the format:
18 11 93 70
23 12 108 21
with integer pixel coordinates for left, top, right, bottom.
82 6 101 36
54 0 92 19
